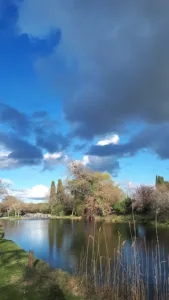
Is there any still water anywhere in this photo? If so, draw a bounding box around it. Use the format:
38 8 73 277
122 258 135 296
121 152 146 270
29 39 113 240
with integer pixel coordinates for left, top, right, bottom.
2 219 169 278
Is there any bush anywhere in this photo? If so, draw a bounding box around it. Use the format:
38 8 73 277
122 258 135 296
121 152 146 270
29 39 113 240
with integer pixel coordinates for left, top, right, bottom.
124 197 132 214
113 202 126 214
113 197 132 215
52 204 65 216
75 204 84 216
9 210 15 217
40 204 51 214
0 225 4 238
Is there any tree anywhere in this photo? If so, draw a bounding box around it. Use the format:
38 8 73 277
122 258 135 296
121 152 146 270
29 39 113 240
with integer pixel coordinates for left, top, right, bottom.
49 181 57 208
132 185 154 213
67 161 122 217
2 196 23 217
156 175 165 186
151 189 169 219
85 181 123 217
56 179 65 204
0 179 8 199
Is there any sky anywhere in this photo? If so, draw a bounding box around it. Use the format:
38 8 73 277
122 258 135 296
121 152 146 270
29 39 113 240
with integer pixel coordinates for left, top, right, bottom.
1 0 169 201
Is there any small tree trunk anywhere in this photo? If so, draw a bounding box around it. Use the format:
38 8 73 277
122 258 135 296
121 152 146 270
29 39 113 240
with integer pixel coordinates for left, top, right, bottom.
28 251 34 269
72 207 75 216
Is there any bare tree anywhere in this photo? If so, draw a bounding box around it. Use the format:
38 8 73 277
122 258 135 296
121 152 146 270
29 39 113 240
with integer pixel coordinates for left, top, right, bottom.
151 189 169 218
132 185 154 213
0 180 8 199
2 196 23 217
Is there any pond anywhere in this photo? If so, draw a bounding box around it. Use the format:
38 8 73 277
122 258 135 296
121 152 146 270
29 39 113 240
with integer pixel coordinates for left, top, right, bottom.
2 219 169 290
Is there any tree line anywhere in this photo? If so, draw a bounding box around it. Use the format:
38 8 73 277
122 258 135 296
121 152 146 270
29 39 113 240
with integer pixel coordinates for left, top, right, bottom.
48 162 124 218
1 169 169 220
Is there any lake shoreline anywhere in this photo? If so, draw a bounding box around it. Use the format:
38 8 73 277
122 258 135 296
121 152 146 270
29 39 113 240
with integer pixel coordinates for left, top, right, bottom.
1 213 168 227
1 218 169 299
0 237 83 300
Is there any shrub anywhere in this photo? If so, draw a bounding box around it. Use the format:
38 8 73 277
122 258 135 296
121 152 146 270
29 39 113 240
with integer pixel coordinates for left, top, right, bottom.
124 197 132 214
0 225 4 238
113 202 126 214
75 204 84 216
52 204 65 216
113 197 132 215
40 204 51 214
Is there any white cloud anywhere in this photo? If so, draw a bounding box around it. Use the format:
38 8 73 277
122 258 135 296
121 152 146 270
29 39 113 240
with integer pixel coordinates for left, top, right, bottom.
12 184 49 202
43 152 69 170
26 185 49 199
97 134 120 146
0 150 18 169
44 152 62 160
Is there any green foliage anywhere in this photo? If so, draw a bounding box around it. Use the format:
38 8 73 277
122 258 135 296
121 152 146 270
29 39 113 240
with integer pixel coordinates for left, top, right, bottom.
75 204 84 216
49 181 57 208
113 197 132 215
124 197 132 213
156 175 165 186
113 202 126 214
39 204 51 214
9 210 15 217
67 162 123 218
0 225 4 238
51 204 65 216
0 239 82 300
56 179 65 204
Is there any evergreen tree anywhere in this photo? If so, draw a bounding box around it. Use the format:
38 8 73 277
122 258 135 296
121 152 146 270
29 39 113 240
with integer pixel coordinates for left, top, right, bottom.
56 179 65 204
49 181 56 208
156 175 165 186
155 175 158 186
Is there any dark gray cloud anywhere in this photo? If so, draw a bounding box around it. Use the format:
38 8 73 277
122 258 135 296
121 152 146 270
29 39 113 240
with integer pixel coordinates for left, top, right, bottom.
0 103 31 135
18 0 169 139
88 124 169 160
0 131 43 167
0 103 70 169
36 131 69 153
83 155 120 176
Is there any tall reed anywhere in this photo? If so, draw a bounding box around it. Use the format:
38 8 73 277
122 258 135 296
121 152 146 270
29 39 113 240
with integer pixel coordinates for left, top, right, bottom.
79 217 169 300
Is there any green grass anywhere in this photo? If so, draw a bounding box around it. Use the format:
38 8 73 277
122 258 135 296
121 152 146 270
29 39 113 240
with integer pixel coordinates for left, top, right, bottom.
94 213 169 227
50 216 82 220
0 238 83 300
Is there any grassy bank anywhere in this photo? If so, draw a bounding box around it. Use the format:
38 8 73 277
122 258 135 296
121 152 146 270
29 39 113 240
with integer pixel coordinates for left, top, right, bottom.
50 216 82 220
1 213 169 227
0 216 82 221
94 213 169 226
0 238 83 300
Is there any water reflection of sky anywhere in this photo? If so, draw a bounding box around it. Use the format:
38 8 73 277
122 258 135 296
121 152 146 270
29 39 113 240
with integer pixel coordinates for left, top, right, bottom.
3 219 169 280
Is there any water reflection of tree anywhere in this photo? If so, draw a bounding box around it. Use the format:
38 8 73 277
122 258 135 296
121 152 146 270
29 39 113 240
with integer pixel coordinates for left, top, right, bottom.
48 220 55 255
68 221 132 263
48 220 71 254
47 220 169 275
55 220 65 249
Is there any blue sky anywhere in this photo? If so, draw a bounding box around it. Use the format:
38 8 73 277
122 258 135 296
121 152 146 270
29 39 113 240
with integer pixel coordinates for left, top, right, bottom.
1 0 169 201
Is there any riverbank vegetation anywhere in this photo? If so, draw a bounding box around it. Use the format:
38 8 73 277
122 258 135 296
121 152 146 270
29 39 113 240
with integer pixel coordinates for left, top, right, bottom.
1 165 169 224
0 237 82 300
